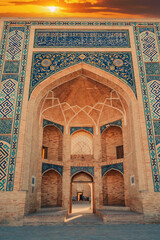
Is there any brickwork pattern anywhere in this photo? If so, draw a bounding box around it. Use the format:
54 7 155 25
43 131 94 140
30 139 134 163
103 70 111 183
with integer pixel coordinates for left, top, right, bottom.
41 170 62 207
103 170 125 206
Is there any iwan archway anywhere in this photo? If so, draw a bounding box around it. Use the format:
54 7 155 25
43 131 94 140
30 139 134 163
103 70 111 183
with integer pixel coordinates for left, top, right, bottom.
70 171 94 214
22 63 146 215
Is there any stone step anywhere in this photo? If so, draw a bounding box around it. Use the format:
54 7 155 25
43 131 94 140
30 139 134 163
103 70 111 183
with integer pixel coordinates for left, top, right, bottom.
96 209 144 224
64 213 103 225
102 206 130 211
23 208 67 226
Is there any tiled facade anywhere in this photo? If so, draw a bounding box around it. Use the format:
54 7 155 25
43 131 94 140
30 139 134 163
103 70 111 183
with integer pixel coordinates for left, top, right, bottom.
0 18 160 224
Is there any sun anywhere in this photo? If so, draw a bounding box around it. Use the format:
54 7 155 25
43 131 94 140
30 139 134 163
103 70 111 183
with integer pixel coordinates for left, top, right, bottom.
48 6 58 12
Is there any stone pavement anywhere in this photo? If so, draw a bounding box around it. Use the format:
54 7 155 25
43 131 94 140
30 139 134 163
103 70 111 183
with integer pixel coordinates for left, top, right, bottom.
0 224 160 240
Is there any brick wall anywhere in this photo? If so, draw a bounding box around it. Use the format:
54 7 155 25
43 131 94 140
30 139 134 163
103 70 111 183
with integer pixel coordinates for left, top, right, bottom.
43 126 63 161
103 170 125 206
102 126 123 162
72 183 91 198
41 170 62 207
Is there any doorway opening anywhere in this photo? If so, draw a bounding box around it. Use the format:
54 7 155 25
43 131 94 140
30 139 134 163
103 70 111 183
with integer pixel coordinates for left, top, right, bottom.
70 171 94 213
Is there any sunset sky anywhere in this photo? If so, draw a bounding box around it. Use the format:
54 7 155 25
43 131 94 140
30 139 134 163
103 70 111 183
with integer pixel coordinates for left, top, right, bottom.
0 0 160 18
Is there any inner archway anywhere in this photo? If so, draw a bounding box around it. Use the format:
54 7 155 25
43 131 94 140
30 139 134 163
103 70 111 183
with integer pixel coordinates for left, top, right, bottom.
41 170 62 207
103 170 125 206
70 172 94 213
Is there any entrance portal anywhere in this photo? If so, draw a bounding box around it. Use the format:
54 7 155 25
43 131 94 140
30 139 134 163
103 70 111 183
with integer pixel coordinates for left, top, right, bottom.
70 172 94 213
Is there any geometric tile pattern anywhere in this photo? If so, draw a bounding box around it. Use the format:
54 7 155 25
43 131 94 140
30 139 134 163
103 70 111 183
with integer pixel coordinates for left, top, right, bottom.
34 30 130 48
43 119 64 134
0 119 12 134
6 30 24 60
100 120 122 134
70 127 93 135
0 136 11 144
6 24 30 191
42 163 63 176
30 52 136 97
133 24 160 192
0 141 10 191
148 81 160 119
3 60 20 74
71 166 94 177
140 31 159 62
0 79 17 118
145 62 160 75
153 120 160 136
102 163 124 177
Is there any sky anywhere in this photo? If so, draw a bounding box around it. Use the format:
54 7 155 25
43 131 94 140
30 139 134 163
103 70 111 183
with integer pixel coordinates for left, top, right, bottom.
0 0 160 18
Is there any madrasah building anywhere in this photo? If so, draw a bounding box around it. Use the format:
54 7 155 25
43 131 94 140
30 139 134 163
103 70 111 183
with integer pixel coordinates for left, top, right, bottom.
0 17 160 225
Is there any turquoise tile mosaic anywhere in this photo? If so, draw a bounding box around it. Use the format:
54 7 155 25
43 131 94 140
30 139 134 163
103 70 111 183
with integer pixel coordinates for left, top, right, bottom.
148 81 160 119
43 119 64 134
147 76 160 83
145 62 160 75
34 30 130 48
153 121 160 136
134 24 160 191
2 74 19 82
70 127 93 135
0 20 160 193
0 119 12 134
102 163 124 177
0 141 10 191
100 120 122 134
0 79 18 118
71 166 94 177
0 136 11 144
139 27 155 34
6 29 24 60
42 163 63 176
140 30 159 62
30 52 136 97
3 60 20 74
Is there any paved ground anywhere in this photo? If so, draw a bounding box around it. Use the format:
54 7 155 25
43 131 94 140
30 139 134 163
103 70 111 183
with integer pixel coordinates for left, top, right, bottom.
1 224 160 240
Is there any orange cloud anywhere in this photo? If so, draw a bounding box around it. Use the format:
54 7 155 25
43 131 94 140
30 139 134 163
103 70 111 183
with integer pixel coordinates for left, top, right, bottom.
64 0 99 4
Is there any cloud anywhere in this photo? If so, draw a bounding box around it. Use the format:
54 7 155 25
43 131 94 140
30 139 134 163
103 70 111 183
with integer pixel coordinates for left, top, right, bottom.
64 0 98 4
0 0 160 18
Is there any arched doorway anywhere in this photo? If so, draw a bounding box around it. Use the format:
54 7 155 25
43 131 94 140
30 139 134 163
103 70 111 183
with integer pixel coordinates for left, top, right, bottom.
70 172 94 213
103 170 125 206
42 125 63 161
101 126 123 162
22 63 145 214
41 170 62 207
